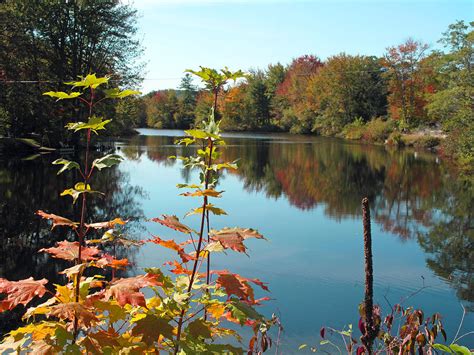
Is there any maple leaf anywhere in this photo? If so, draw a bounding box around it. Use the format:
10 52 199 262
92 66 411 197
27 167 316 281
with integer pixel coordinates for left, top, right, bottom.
131 314 174 344
207 303 226 320
40 240 100 262
211 227 265 240
185 203 227 217
49 302 98 329
28 340 56 354
151 215 194 234
0 277 48 312
86 229 142 247
94 255 129 270
59 263 87 279
226 298 264 325
105 274 161 307
181 188 223 198
210 228 265 254
80 329 120 352
85 217 128 230
165 260 193 276
36 210 78 229
212 270 269 304
187 319 212 339
149 236 194 263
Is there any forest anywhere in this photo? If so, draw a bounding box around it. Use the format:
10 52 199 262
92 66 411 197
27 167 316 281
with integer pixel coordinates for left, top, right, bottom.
142 21 473 172
1 1 472 170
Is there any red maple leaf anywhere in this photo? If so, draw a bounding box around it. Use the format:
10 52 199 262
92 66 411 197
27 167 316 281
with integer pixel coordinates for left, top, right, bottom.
36 210 78 229
149 236 194 263
0 277 48 312
105 274 162 307
151 215 193 234
40 240 100 262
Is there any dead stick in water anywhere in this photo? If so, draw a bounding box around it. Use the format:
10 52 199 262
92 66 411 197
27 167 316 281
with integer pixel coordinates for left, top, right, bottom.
361 197 377 354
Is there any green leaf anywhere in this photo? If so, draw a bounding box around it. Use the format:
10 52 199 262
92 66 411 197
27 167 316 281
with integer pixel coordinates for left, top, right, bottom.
131 314 174 344
227 298 263 325
60 182 104 203
104 88 141 99
176 183 202 189
65 115 111 134
184 129 209 139
92 154 123 171
433 344 453 353
449 344 471 355
299 344 308 350
187 319 212 339
320 340 329 345
54 326 73 348
201 343 244 355
65 74 109 89
211 162 238 171
93 301 127 323
185 204 227 217
175 137 195 146
43 91 82 101
52 159 80 175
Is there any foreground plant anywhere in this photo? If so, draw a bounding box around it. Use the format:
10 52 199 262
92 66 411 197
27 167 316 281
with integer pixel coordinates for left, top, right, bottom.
0 70 276 354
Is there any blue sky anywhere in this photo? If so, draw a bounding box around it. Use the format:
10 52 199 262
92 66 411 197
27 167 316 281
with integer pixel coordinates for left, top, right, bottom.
131 0 473 92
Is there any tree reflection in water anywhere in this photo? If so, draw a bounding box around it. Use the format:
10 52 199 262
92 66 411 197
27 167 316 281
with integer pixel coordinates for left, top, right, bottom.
1 133 471 334
129 133 473 309
0 151 146 333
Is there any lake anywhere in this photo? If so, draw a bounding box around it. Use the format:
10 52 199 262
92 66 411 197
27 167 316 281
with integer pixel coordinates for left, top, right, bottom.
0 128 472 351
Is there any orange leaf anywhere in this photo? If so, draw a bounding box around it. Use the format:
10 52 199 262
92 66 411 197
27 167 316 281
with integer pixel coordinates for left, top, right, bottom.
149 236 194 263
151 215 193 234
212 270 269 304
105 274 162 307
49 302 98 329
85 218 128 230
181 189 223 198
165 260 193 276
95 255 129 270
0 277 48 312
40 241 100 262
210 228 265 254
36 210 78 229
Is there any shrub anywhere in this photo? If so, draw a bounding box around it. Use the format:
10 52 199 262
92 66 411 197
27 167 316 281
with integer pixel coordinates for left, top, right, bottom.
343 117 366 140
361 118 394 143
386 132 404 147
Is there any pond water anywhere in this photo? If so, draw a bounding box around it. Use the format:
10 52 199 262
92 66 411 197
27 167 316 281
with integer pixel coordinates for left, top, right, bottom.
0 128 472 351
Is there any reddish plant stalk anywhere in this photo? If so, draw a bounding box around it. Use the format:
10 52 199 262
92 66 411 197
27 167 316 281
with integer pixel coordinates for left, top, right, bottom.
174 138 214 354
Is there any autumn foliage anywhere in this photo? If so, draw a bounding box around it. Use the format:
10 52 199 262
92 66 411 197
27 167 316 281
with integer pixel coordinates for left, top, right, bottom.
0 72 276 354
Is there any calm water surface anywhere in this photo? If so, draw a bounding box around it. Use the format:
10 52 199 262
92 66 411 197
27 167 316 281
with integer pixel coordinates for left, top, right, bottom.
0 128 472 351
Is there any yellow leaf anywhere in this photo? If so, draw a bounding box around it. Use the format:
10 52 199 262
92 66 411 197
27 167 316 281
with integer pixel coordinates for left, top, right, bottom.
207 303 226 319
55 284 75 303
146 296 161 309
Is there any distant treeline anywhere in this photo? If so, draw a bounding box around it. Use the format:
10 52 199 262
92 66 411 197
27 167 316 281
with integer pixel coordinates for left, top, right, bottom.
142 21 472 170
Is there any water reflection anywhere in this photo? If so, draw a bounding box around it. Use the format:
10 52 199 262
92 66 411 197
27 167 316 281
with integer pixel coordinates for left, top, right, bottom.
0 131 472 343
123 132 473 309
0 152 146 333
